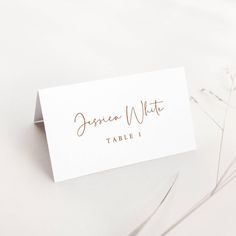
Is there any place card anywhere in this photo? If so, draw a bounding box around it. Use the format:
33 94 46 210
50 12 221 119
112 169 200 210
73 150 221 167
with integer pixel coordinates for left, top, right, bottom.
34 67 196 182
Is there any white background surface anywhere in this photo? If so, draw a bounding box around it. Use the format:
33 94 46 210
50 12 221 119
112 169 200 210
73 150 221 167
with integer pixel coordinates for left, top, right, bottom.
0 0 236 235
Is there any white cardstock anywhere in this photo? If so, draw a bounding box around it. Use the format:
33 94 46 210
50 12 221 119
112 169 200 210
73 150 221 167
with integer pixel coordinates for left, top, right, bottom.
34 67 196 182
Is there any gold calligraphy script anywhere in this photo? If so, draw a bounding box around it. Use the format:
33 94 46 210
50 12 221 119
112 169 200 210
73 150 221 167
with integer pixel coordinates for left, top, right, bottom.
74 100 164 140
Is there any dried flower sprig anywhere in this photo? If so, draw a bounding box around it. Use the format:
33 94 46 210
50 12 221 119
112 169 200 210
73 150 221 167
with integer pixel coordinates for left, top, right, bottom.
130 70 236 236
159 71 236 235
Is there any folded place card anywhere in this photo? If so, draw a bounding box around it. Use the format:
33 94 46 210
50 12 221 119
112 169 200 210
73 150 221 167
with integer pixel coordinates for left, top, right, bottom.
34 67 196 182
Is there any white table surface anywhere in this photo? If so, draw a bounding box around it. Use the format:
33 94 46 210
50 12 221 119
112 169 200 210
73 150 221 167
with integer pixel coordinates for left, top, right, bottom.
1 0 236 235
